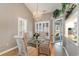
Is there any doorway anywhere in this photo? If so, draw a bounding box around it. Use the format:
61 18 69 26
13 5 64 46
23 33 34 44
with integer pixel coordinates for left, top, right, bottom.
52 18 63 56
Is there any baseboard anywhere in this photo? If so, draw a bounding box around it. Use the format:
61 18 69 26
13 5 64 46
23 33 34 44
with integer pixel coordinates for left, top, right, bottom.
63 46 69 56
0 46 69 56
0 46 17 55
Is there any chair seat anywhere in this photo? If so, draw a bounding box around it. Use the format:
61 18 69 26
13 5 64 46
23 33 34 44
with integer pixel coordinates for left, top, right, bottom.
38 43 50 56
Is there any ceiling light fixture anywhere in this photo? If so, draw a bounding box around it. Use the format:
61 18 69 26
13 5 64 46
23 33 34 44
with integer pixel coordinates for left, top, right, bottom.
33 3 42 20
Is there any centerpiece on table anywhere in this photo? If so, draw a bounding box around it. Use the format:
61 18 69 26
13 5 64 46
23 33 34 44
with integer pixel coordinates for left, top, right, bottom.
33 33 40 43
33 33 40 48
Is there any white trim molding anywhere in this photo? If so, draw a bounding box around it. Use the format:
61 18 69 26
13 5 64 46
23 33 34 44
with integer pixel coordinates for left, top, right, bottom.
0 46 17 55
63 46 69 56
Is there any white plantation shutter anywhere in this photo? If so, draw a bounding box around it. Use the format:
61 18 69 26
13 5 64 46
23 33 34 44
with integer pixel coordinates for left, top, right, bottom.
18 17 27 37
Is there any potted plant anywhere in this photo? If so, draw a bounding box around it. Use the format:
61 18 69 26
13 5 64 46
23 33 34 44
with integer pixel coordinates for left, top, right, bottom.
33 33 40 39
28 33 40 47
65 4 76 19
62 3 70 13
53 9 61 18
33 33 40 48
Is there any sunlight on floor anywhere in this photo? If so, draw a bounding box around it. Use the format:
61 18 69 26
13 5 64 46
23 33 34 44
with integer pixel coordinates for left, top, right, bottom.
54 42 62 56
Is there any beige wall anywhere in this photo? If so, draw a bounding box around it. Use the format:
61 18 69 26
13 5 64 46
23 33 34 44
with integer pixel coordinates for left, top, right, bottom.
0 3 33 52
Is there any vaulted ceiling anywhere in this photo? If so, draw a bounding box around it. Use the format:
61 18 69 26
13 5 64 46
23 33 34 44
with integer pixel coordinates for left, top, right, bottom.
25 3 62 15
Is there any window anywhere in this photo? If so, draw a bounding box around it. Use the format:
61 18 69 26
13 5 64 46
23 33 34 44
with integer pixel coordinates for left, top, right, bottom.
35 21 49 33
18 17 27 37
35 21 50 39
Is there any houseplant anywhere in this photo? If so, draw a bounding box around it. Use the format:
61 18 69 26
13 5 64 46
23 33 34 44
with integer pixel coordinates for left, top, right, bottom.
53 3 77 19
28 33 40 47
61 3 70 13
53 9 61 18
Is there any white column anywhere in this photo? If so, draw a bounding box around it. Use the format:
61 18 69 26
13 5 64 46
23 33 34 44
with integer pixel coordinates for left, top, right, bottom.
53 18 55 43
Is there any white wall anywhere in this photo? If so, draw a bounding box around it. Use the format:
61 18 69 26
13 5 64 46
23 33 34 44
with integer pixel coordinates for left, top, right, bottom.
65 12 77 38
64 6 79 56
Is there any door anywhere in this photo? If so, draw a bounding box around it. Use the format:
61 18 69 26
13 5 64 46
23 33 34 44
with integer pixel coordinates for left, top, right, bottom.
53 18 63 44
